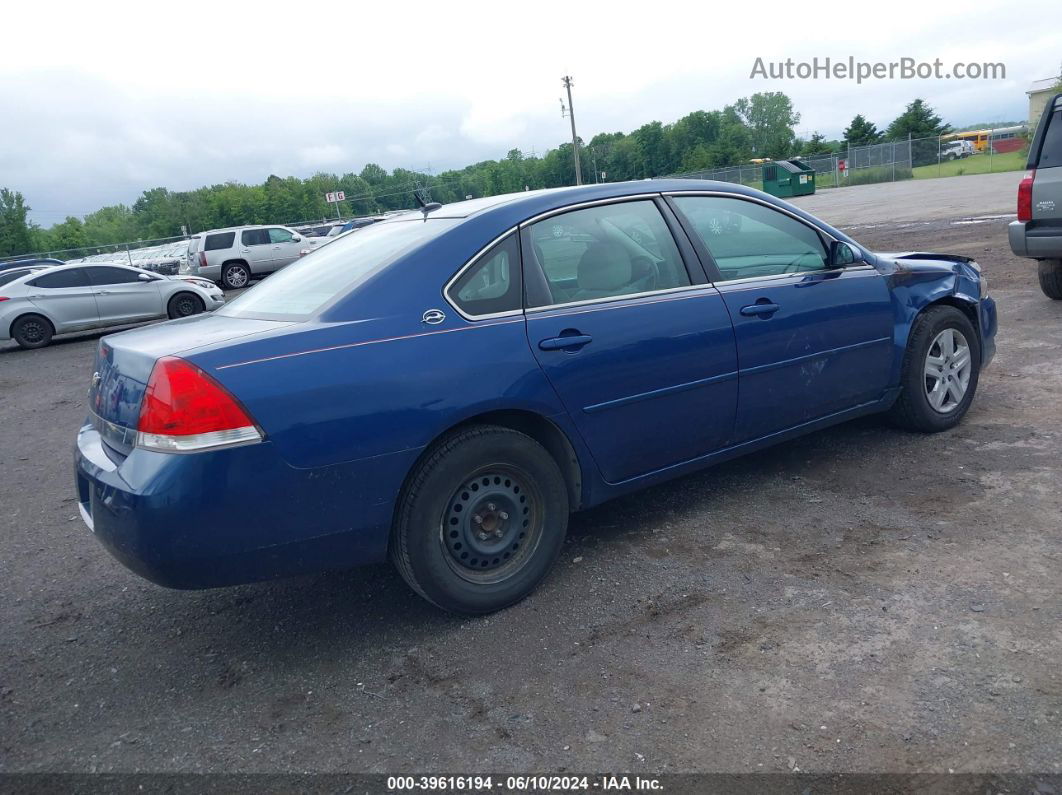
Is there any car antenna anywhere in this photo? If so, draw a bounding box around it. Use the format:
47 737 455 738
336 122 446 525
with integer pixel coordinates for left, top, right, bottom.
413 189 442 215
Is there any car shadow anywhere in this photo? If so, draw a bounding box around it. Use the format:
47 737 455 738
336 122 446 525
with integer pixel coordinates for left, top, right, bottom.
89 414 898 670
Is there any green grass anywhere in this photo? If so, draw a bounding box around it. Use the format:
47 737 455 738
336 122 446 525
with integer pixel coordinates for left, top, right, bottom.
912 149 1027 179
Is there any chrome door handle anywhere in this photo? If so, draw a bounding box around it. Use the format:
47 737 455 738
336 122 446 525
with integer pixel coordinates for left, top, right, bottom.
96 291 111 295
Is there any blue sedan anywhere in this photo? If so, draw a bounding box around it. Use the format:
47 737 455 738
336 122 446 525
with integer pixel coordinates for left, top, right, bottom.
74 180 997 614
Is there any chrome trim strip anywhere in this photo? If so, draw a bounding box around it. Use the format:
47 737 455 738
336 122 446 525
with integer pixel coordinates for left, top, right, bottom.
517 193 661 228
713 265 877 291
741 337 892 377
525 284 720 318
137 426 263 453
216 317 525 370
88 409 137 450
442 226 522 322
663 190 848 247
583 370 739 414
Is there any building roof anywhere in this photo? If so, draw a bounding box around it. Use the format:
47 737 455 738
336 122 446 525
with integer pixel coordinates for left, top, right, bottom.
1028 77 1060 95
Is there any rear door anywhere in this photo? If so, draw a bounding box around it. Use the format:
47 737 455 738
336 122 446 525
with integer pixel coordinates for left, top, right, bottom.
522 197 738 484
86 266 164 323
25 268 99 331
670 194 893 443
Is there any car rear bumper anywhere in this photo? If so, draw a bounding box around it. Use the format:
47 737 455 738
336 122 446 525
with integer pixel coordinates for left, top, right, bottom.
74 423 417 588
1009 221 1062 259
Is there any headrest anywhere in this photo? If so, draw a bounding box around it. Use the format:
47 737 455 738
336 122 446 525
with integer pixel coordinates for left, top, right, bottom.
577 243 632 291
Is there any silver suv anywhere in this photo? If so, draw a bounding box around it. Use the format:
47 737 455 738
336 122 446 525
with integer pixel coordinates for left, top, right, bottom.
1009 92 1062 299
183 225 321 289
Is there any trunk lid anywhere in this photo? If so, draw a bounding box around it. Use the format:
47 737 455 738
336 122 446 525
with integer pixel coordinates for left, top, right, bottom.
87 314 291 456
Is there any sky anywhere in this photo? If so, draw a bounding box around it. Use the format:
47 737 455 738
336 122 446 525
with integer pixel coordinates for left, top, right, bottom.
3 0 1060 226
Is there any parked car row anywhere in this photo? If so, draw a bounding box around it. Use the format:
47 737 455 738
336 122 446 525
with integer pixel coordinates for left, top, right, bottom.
1 263 223 349
66 240 190 275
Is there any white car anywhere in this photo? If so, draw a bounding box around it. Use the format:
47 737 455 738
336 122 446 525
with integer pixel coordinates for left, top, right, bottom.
0 263 224 349
184 225 330 289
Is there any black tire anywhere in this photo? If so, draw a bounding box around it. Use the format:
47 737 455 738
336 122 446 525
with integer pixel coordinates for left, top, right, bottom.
221 262 251 290
1038 259 1062 300
167 292 205 319
887 305 980 433
391 425 569 614
11 314 54 350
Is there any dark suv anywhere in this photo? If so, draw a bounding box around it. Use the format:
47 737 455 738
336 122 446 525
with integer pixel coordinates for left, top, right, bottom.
1009 92 1062 298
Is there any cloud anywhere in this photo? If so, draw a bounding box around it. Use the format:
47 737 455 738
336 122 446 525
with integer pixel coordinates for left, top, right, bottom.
2 0 1059 225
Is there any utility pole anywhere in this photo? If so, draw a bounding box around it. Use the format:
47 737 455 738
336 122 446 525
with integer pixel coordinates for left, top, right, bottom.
560 75 582 185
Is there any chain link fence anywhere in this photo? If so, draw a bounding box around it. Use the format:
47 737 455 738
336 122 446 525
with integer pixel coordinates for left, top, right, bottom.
667 131 1028 189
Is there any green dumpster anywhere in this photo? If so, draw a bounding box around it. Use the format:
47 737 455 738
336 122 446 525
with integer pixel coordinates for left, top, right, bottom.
761 159 816 198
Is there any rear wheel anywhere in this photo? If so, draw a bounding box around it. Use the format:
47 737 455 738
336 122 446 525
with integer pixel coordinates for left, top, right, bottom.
1038 259 1062 300
11 314 54 349
391 425 569 614
167 292 205 319
887 305 980 433
221 262 251 290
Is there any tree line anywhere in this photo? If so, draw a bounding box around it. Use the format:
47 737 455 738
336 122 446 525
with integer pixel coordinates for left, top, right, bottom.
1 95 957 259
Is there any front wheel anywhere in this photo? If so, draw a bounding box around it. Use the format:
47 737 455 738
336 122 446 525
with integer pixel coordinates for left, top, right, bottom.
1038 259 1062 300
391 426 569 614
887 305 980 433
167 292 205 319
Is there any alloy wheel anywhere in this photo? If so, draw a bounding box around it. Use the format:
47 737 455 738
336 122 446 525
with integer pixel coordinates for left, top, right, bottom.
923 328 972 413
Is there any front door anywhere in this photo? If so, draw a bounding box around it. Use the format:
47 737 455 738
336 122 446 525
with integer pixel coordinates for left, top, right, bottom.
670 194 894 442
86 266 164 323
267 227 302 270
523 198 738 484
239 228 275 273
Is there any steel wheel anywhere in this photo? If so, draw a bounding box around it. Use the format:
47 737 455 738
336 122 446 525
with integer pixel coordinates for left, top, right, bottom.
18 319 48 344
440 465 543 585
923 328 972 413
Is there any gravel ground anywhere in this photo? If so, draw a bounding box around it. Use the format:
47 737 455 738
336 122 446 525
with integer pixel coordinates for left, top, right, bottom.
1 212 1060 776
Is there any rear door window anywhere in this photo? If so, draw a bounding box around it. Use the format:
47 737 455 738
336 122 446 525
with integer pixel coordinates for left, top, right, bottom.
241 229 270 246
1039 108 1062 167
204 232 235 251
526 200 689 307
30 268 90 288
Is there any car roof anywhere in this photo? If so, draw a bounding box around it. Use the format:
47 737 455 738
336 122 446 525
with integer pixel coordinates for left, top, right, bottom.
373 179 853 243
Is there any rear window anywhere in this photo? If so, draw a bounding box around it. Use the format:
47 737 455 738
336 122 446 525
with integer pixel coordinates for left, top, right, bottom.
0 269 32 286
187 237 201 254
204 232 235 251
1039 109 1062 168
219 218 459 319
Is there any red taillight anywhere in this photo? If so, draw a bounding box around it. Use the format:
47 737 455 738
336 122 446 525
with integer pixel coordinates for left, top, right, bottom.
198 252 208 268
0 297 8 302
1017 169 1035 222
136 357 261 452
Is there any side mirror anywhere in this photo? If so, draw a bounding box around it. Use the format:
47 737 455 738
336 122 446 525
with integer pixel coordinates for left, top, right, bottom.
829 241 858 267
138 272 153 282
291 235 301 242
